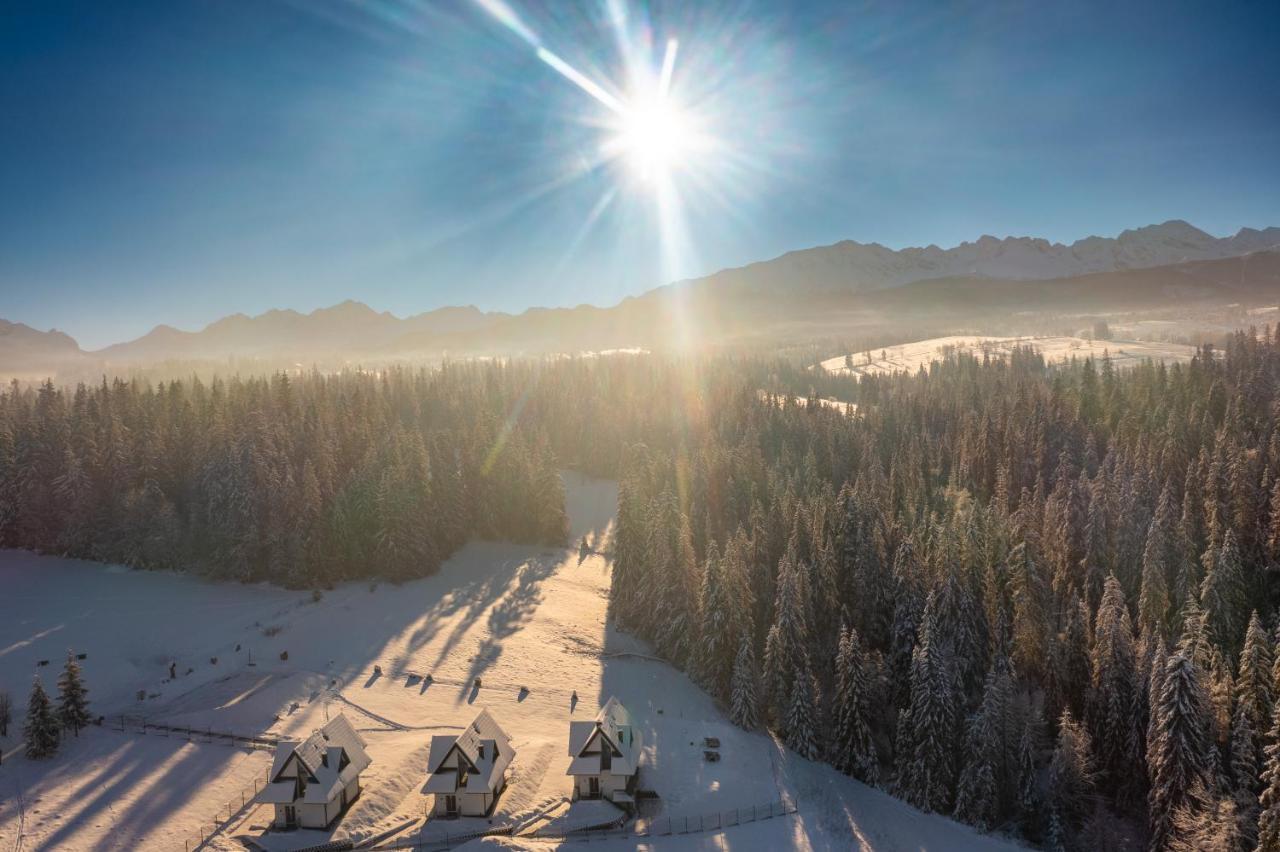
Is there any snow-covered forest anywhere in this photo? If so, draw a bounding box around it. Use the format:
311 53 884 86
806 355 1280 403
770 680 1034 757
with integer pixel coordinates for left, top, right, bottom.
6 328 1280 849
0 364 570 585
611 330 1280 851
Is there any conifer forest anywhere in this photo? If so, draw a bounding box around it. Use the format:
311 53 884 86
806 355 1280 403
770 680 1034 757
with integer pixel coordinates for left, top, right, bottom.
7 330 1280 849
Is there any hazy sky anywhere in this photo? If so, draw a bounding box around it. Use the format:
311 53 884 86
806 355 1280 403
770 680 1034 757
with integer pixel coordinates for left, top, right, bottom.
3 0 1278 349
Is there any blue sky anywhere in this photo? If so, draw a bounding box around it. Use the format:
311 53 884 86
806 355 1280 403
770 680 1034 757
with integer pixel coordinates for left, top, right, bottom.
2 0 1278 349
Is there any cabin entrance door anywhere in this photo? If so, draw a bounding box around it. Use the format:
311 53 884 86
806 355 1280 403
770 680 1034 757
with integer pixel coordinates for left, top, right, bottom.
445 794 459 817
588 777 600 798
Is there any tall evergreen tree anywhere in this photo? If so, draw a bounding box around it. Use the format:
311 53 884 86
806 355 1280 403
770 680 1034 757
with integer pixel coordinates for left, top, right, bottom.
729 632 760 730
56 649 90 736
783 651 820 760
832 626 878 784
1149 653 1212 852
901 601 959 813
1048 709 1097 831
24 676 59 759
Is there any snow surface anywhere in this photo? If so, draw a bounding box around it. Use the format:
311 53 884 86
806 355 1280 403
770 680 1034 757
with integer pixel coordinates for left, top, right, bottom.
820 335 1200 378
0 473 1021 851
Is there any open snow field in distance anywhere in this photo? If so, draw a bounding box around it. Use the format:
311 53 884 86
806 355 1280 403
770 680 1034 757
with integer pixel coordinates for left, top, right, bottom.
819 335 1201 378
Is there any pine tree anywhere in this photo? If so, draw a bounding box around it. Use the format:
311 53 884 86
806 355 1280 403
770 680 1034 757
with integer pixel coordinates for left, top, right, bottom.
832 626 877 784
783 651 820 760
24 676 59 759
729 632 760 730
57 649 90 736
1148 653 1212 852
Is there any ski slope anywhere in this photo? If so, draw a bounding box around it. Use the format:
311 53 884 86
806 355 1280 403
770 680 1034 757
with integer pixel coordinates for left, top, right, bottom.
0 474 1021 851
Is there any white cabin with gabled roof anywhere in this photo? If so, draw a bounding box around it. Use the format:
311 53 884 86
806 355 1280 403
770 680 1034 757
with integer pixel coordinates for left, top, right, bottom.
566 696 642 804
422 708 514 818
256 714 371 830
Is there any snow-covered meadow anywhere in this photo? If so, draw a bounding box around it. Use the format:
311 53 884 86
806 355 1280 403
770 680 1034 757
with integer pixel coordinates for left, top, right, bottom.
820 335 1200 378
0 474 1020 851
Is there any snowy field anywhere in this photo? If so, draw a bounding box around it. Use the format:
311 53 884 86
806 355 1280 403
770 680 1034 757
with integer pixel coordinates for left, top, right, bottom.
819 334 1200 378
0 474 1020 852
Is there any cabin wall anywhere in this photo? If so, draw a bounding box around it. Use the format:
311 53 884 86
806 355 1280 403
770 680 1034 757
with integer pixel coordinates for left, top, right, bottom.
298 801 332 829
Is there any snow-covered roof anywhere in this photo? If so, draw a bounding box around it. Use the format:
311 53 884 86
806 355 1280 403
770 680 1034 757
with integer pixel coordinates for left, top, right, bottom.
423 708 514 795
566 696 641 777
257 715 371 807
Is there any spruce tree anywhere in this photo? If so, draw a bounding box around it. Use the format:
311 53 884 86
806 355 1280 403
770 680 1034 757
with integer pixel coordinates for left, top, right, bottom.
729 632 760 730
1201 529 1248 659
1138 490 1175 638
783 651 820 760
1258 695 1280 852
1148 653 1212 852
1047 709 1096 830
24 676 59 759
832 626 877 784
955 702 1000 831
1236 611 1274 765
1088 574 1142 805
57 649 90 736
1230 703 1260 850
901 601 958 813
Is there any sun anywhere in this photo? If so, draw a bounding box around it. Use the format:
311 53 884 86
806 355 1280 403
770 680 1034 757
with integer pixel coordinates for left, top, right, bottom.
614 98 699 181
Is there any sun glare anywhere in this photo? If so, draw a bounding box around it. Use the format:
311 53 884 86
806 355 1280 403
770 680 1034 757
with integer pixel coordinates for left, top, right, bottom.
613 98 699 181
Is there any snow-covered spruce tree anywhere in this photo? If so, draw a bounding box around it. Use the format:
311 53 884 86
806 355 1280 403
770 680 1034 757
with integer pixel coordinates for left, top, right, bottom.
1201 529 1248 659
1138 486 1177 638
886 539 923 709
900 600 958 813
763 549 810 726
782 651 820 760
955 699 1000 831
694 542 735 700
832 626 877 785
1257 695 1280 852
1008 541 1049 684
1088 574 1143 806
24 676 59 759
57 649 91 736
1049 594 1092 724
1236 611 1274 770
1047 709 1097 832
729 631 760 730
1148 653 1212 852
1230 703 1260 850
1015 710 1043 834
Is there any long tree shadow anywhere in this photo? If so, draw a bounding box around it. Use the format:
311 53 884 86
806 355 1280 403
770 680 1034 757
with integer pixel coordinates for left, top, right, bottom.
456 553 558 698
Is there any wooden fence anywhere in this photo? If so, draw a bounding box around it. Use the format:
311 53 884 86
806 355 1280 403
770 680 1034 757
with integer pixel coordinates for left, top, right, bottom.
111 714 279 752
180 773 268 852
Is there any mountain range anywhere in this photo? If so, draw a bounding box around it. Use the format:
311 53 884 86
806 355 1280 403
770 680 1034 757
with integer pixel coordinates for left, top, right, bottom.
4 220 1279 376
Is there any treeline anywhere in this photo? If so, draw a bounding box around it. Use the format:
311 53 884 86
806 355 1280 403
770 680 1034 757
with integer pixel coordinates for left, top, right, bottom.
613 328 1280 850
0 364 570 586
